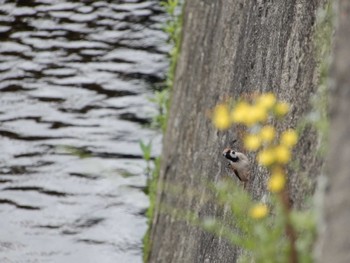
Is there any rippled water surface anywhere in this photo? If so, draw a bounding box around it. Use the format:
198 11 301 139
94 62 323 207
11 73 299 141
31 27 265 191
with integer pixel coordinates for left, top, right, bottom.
0 0 167 262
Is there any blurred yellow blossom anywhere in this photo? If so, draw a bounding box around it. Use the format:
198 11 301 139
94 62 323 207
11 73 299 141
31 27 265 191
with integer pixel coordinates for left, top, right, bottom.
257 149 275 166
250 204 268 219
281 129 298 148
213 104 231 130
244 134 261 151
257 93 276 109
260 125 275 143
274 145 291 164
232 100 269 126
275 102 289 116
236 105 268 127
244 106 260 126
231 101 250 123
268 169 286 193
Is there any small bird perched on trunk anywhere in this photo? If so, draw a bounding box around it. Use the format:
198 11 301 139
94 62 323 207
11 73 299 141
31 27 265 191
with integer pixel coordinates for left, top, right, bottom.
223 140 250 188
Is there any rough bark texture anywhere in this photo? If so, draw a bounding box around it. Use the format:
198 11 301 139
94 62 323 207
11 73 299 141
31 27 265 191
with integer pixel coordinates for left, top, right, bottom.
149 0 325 262
319 2 350 263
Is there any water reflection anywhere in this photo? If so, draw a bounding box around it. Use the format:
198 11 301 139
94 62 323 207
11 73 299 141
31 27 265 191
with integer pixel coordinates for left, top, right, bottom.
0 0 167 262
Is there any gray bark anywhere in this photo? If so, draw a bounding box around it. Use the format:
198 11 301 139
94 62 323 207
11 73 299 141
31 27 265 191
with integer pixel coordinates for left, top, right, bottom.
149 0 325 262
319 1 350 263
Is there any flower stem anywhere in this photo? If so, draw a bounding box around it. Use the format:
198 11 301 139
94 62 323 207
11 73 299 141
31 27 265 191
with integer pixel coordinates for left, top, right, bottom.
279 189 298 263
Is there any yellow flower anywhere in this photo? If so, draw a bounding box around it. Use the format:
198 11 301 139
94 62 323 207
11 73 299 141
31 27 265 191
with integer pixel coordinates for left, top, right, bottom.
281 129 298 148
250 204 268 219
275 102 289 116
213 104 231 130
244 134 261 151
232 102 268 126
231 101 250 123
274 145 291 164
244 106 258 126
257 148 275 166
260 125 275 143
268 169 286 193
240 105 267 127
257 93 276 109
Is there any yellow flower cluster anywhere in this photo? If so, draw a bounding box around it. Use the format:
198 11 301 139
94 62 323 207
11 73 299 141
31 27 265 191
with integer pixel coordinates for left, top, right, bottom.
243 125 276 151
213 104 231 130
281 129 298 148
260 125 275 142
275 102 289 116
232 101 268 126
268 169 286 193
250 203 268 219
212 93 289 130
244 134 261 151
212 93 299 197
256 130 298 167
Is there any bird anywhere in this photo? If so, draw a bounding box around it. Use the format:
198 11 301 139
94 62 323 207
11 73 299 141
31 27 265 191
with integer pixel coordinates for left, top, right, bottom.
222 140 250 187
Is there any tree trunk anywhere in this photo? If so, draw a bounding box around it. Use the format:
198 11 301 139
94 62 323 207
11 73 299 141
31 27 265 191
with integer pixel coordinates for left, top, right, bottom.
149 0 325 262
319 1 350 263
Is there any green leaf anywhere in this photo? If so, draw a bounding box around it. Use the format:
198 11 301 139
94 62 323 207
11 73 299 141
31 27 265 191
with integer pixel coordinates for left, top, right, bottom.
139 140 152 161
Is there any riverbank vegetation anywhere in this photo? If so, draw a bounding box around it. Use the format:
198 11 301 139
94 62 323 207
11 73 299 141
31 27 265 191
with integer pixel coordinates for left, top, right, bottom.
142 0 183 261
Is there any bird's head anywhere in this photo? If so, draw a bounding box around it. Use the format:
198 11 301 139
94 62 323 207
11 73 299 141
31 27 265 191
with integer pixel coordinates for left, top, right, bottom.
223 148 235 158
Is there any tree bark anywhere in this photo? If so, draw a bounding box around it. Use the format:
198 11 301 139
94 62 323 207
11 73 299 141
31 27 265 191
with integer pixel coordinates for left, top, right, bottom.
149 0 325 262
319 1 350 263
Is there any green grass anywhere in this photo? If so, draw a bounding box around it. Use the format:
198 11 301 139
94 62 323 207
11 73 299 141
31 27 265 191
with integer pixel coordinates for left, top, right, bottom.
142 0 184 262
149 0 183 132
142 157 161 262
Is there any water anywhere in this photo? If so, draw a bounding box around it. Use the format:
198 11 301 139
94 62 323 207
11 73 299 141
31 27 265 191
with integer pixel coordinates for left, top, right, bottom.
0 0 168 262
